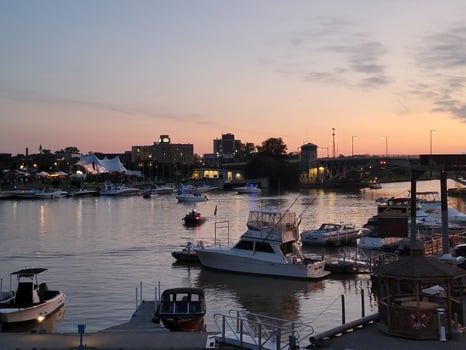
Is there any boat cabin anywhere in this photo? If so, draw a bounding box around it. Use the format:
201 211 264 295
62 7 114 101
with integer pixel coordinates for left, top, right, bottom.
12 268 48 305
155 288 206 331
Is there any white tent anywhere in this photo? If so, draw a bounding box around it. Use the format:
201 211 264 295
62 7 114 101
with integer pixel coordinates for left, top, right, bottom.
74 154 141 177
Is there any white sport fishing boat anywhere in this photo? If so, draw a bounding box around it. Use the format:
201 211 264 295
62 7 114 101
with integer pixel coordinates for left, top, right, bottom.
0 268 65 325
194 208 331 280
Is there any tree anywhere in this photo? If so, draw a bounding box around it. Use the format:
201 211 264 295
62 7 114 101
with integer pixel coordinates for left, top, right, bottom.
245 137 299 188
257 137 287 159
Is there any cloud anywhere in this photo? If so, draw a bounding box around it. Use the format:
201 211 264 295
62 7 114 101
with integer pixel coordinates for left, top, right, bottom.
281 17 391 89
412 25 466 120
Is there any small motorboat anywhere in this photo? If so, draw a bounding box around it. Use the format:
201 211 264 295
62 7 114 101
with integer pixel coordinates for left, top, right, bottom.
0 268 65 325
171 242 200 262
301 223 363 246
176 192 208 203
100 183 140 196
154 287 206 331
182 209 206 226
68 187 99 197
235 184 262 194
34 188 69 199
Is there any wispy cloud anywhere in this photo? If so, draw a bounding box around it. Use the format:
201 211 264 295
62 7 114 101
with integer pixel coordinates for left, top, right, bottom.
280 17 390 89
412 25 466 120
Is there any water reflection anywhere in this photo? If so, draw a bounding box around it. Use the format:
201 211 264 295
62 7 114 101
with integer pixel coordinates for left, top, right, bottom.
195 269 325 321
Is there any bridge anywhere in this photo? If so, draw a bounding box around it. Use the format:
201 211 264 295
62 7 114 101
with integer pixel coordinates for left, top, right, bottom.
299 154 466 188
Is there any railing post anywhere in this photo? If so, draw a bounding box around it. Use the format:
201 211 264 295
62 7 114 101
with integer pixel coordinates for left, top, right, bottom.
140 281 143 303
361 289 365 317
240 319 244 348
221 315 226 341
258 325 262 349
275 329 281 350
341 294 346 324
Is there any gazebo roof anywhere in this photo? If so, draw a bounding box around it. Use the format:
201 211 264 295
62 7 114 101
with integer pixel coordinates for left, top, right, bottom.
374 254 466 280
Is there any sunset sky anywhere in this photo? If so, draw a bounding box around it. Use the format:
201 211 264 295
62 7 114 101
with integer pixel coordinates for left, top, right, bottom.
1 0 466 157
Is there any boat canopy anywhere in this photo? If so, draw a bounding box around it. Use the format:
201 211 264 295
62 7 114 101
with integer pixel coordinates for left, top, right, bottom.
246 210 300 242
11 268 47 277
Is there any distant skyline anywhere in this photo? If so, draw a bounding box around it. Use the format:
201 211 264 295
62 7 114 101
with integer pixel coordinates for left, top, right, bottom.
1 1 466 157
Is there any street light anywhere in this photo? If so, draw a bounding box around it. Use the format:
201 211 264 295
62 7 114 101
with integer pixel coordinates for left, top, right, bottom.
430 129 436 155
382 136 388 156
332 128 336 158
351 136 357 157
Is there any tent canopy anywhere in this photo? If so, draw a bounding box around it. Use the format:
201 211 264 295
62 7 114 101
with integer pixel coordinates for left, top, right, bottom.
74 154 141 177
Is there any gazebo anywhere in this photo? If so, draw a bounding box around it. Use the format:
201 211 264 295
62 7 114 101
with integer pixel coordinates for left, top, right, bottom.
373 247 466 340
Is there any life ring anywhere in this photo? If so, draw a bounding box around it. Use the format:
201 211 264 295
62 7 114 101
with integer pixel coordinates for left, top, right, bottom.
409 311 429 330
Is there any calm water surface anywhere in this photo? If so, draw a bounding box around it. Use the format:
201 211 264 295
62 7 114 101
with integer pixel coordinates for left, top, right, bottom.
1 180 464 334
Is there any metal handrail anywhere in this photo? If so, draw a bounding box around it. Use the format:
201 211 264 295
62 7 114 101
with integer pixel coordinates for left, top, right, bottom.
213 309 314 350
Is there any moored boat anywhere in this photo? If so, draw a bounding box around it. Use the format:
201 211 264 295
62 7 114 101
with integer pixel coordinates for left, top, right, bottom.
0 268 65 325
171 242 200 262
68 187 99 197
235 184 262 194
176 192 208 203
34 188 69 199
301 223 363 246
154 287 206 331
100 183 140 196
194 208 331 280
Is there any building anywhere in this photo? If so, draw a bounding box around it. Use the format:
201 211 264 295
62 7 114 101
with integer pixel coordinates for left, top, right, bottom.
131 135 194 181
213 133 241 160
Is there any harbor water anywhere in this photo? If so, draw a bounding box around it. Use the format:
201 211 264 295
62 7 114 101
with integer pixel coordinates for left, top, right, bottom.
1 179 465 335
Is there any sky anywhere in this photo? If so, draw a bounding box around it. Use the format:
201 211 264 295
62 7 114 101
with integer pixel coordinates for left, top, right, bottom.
1 0 466 158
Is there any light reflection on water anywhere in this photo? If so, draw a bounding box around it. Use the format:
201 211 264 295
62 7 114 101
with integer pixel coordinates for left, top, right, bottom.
0 180 463 334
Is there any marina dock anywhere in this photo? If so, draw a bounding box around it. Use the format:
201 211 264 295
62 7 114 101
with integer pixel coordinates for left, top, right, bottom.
1 299 466 349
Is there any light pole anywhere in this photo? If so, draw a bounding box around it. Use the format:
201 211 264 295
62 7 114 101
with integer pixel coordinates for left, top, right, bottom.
430 129 436 155
351 136 357 157
332 128 336 158
430 129 436 178
382 136 388 156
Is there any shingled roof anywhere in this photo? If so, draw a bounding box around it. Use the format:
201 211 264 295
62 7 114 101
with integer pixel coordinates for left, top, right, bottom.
374 254 466 279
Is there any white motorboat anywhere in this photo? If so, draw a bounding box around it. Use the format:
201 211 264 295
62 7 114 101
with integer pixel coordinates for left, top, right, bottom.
235 184 262 194
68 187 99 197
176 192 208 203
100 183 140 196
301 223 363 246
194 208 331 280
34 188 69 199
11 188 42 199
153 184 174 195
0 268 65 324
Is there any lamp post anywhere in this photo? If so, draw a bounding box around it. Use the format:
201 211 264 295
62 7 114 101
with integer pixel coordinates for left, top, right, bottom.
351 136 357 157
430 129 436 178
382 136 388 156
430 129 436 155
332 128 336 158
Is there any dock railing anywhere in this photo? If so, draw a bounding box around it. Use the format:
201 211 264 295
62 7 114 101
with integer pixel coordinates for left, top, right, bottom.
213 309 314 350
337 247 398 273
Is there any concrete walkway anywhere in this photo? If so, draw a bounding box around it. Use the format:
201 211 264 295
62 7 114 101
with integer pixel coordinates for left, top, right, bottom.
2 300 466 349
0 301 217 350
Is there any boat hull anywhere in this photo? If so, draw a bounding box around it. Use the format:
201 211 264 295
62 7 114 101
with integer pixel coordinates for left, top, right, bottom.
160 315 205 332
301 228 362 246
195 248 330 280
0 292 65 324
